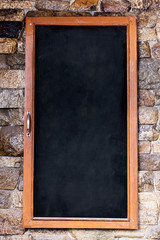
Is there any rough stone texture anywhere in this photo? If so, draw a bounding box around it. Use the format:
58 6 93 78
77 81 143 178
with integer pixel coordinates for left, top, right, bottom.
0 109 24 126
139 90 155 106
0 38 17 54
0 168 19 189
139 107 158 124
139 59 160 89
0 190 11 208
138 41 151 58
0 126 24 156
0 21 23 38
27 10 91 17
0 70 25 88
151 140 160 153
70 0 98 11
6 54 25 69
11 189 23 208
0 1 35 9
154 171 160 191
145 225 160 239
139 141 150 153
0 89 24 108
138 171 154 192
139 193 159 224
0 10 25 21
35 0 70 11
0 209 24 234
156 27 160 42
152 42 160 58
139 154 160 170
0 55 8 69
30 232 74 240
18 173 23 191
71 230 114 240
138 28 156 41
137 12 158 28
101 0 130 12
0 156 21 168
139 125 159 141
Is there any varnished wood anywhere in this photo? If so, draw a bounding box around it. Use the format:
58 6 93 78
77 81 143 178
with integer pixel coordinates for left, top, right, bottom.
23 16 138 229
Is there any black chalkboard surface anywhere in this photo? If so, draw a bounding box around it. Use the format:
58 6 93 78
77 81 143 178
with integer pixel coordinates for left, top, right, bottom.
34 25 127 218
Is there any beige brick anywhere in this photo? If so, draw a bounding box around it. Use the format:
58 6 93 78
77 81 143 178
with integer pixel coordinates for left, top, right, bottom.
137 11 158 28
0 0 35 9
139 125 159 141
0 39 17 54
0 89 24 108
11 189 23 208
154 171 160 191
151 140 160 153
139 90 155 107
139 107 158 124
138 41 151 58
139 171 154 192
139 141 150 153
0 70 25 89
138 28 156 41
0 156 21 168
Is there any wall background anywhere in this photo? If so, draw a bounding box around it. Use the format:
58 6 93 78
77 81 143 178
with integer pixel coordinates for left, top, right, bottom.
0 0 160 239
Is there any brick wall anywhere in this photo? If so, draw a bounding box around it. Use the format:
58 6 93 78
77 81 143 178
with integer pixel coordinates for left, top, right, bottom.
0 0 160 239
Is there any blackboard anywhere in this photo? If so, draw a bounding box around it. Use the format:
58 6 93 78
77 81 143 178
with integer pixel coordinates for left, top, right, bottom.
23 17 138 229
34 25 127 218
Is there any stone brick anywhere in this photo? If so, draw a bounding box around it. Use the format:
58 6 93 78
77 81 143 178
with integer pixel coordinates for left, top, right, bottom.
138 28 156 41
0 70 25 88
71 230 114 240
0 1 35 9
0 209 24 234
6 54 25 70
139 90 155 106
0 22 23 38
156 27 160 42
0 190 10 208
139 125 159 141
139 192 159 224
0 126 24 156
0 38 17 54
0 156 21 168
154 171 160 191
31 232 75 240
137 12 158 28
139 154 160 171
128 0 143 9
0 55 8 70
114 228 146 238
139 59 160 89
145 225 160 239
138 171 154 192
139 141 150 154
35 0 70 11
138 41 151 58
101 0 131 12
70 0 98 11
27 10 91 17
18 173 23 191
0 168 19 190
139 107 158 124
152 42 160 58
0 10 25 21
0 89 24 108
151 140 160 153
11 189 23 208
146 0 160 10
0 109 24 126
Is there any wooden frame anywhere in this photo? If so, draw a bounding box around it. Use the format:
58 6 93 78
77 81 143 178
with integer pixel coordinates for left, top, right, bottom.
23 16 138 229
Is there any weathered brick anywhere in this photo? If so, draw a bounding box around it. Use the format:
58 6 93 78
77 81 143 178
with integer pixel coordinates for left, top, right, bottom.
18 173 23 191
0 156 21 168
0 22 23 38
0 109 24 126
0 55 8 69
0 168 19 190
139 141 150 154
71 230 114 240
35 0 70 11
0 70 25 88
128 0 143 9
139 107 158 124
154 171 160 191
152 42 160 58
138 171 154 192
0 38 17 54
101 0 130 12
0 126 24 156
6 54 25 70
139 90 155 106
137 12 158 28
0 190 10 208
139 59 160 89
0 89 24 108
138 41 151 58
139 125 159 141
0 209 24 234
138 28 156 41
0 1 35 9
151 140 160 153
139 154 160 171
0 10 25 21
11 189 23 208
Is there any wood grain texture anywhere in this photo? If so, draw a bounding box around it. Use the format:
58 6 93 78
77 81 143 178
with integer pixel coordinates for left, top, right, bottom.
23 16 138 229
